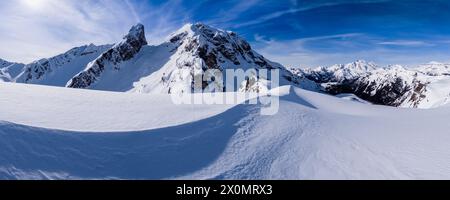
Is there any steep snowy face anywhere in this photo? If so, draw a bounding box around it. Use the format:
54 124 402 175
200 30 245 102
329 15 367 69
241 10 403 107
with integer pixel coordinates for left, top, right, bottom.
132 23 313 94
67 24 148 89
14 44 111 86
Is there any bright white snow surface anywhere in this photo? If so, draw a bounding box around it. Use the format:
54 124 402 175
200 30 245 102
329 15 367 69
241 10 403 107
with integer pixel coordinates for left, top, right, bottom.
1 82 450 180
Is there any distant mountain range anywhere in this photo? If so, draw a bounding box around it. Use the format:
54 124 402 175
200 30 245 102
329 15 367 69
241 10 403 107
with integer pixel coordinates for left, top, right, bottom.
293 60 450 108
2 23 450 108
0 23 311 94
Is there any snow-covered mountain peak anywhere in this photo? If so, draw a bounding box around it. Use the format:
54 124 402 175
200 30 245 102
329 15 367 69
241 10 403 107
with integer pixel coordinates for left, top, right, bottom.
300 60 379 83
169 23 234 42
326 60 378 74
4 23 314 93
116 23 147 49
346 59 377 70
130 23 311 94
67 24 149 89
167 22 255 68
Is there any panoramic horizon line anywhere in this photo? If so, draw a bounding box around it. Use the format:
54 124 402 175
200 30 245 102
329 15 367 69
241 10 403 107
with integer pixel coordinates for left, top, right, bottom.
1 22 447 69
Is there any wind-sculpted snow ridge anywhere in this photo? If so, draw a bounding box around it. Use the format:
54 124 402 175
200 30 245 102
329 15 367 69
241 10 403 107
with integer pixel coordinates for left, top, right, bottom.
1 83 450 180
0 82 235 132
296 60 450 108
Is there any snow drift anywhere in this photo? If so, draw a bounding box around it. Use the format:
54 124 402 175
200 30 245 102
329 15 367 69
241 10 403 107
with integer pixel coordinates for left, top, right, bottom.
1 82 450 180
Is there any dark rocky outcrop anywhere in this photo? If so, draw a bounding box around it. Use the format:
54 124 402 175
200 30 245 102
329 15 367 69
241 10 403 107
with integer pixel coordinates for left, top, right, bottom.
67 24 147 88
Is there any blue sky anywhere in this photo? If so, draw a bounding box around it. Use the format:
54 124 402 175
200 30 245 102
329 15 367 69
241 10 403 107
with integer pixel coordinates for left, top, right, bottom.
1 0 450 67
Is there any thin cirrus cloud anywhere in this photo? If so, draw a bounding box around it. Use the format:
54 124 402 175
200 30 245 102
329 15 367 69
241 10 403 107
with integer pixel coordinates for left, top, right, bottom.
378 40 434 47
1 0 450 68
0 0 187 63
0 0 141 63
253 33 450 68
231 0 392 28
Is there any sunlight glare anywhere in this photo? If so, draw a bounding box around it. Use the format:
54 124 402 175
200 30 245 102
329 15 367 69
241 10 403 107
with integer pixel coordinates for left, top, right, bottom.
22 0 47 10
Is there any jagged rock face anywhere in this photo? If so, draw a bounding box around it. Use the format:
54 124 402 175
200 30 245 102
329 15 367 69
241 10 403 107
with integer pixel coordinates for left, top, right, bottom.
14 44 111 86
133 23 312 94
3 23 316 93
297 62 432 107
67 24 147 88
171 23 280 71
328 68 423 107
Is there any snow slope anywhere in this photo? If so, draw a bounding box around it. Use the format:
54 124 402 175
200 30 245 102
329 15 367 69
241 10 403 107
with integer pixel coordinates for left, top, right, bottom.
0 82 234 132
1 82 450 179
15 44 111 86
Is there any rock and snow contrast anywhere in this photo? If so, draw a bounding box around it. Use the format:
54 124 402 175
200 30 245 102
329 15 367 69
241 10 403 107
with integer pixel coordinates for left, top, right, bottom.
1 23 314 93
295 60 450 108
66 23 310 93
1 23 450 180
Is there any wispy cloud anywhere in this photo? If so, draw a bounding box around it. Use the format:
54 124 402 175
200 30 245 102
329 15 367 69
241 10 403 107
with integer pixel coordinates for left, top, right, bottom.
254 33 364 54
0 0 189 63
206 0 262 26
253 33 450 68
378 40 434 47
0 0 143 63
233 0 391 28
138 0 194 45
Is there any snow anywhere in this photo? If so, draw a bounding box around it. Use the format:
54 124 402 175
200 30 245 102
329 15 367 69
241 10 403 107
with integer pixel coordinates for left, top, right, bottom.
0 82 234 132
335 93 371 104
13 44 111 86
79 43 178 92
1 82 450 179
409 76 450 108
